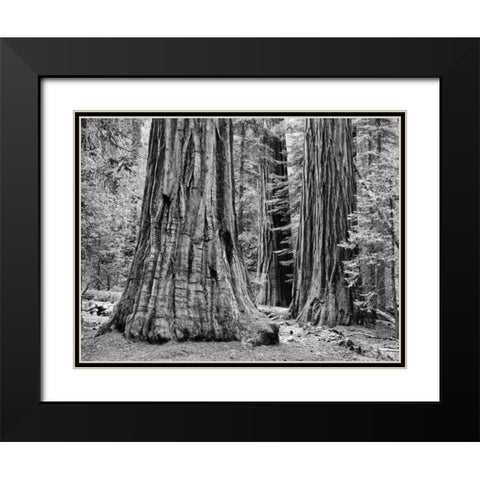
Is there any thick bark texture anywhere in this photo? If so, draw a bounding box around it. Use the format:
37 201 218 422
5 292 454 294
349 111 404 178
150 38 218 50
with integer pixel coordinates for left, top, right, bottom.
237 120 246 235
104 118 278 345
256 121 293 307
290 118 355 327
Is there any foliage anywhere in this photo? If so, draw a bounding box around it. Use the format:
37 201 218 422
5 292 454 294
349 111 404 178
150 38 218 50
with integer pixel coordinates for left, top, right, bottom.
81 118 149 292
284 118 305 247
233 118 300 287
340 118 400 314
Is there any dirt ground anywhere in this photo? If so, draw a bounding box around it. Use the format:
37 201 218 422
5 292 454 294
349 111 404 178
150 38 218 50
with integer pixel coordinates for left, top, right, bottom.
80 303 399 364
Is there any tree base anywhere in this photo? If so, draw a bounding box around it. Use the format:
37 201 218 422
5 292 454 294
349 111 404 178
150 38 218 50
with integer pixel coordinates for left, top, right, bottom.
95 312 280 347
295 294 354 328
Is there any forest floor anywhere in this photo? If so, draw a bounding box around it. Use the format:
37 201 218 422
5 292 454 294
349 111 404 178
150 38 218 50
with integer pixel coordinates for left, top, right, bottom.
81 302 399 363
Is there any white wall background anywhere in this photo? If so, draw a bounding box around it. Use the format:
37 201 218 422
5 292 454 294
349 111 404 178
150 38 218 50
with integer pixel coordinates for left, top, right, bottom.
1 1 479 478
0 0 479 37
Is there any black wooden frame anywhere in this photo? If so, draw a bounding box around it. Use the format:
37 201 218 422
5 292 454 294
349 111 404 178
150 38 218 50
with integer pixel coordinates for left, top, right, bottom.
1 38 478 441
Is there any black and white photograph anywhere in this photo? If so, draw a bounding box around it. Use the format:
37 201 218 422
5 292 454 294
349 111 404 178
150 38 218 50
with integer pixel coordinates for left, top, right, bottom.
78 112 404 366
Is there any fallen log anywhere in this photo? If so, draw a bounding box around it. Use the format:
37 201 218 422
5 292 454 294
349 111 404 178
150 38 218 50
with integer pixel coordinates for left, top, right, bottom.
375 309 396 324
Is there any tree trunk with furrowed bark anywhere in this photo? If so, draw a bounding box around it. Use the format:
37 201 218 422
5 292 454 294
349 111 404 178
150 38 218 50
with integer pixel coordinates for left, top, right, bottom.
99 118 279 345
256 120 293 307
290 118 355 327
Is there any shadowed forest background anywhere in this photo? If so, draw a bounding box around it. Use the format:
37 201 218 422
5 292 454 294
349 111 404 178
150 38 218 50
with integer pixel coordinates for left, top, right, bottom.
80 115 400 362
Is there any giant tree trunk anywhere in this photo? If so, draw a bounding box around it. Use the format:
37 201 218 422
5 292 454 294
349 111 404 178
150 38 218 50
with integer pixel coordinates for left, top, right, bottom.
290 118 355 327
102 118 278 345
256 120 293 307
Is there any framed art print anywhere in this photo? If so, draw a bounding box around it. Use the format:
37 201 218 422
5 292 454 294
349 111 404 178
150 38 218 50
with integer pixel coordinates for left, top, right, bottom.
1 38 478 441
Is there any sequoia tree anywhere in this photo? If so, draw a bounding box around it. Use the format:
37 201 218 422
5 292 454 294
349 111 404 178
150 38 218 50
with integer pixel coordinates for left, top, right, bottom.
99 118 279 345
256 120 293 307
290 118 356 327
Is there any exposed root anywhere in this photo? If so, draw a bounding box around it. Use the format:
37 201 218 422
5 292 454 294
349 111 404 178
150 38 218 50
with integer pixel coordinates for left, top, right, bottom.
94 317 116 337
